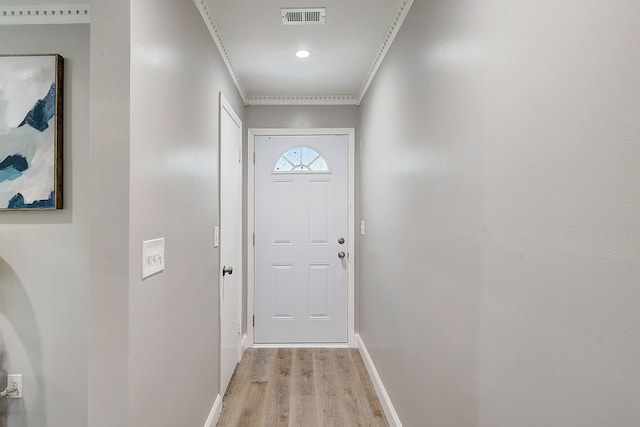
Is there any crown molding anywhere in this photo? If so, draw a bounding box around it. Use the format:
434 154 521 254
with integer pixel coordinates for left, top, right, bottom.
193 0 248 104
0 4 90 25
247 95 358 106
356 0 414 104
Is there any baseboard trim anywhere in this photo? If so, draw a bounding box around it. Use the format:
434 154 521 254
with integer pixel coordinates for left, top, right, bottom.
252 342 350 349
240 333 249 354
355 333 403 427
204 393 222 427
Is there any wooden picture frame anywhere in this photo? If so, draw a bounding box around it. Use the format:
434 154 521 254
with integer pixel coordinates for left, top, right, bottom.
0 54 63 210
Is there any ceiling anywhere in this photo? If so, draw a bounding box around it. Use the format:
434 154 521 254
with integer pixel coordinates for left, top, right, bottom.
201 0 411 104
0 0 413 105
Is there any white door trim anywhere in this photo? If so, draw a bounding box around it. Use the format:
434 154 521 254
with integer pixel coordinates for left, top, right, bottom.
247 128 356 348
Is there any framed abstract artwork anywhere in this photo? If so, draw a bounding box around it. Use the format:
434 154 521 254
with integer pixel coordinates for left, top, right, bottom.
0 54 63 210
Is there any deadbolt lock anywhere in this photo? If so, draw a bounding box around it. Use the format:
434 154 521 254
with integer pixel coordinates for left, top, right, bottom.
338 237 345 244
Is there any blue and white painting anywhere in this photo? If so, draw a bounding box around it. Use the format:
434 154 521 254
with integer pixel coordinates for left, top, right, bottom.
0 54 62 210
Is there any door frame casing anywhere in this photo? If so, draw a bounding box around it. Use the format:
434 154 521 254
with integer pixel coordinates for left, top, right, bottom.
247 128 356 348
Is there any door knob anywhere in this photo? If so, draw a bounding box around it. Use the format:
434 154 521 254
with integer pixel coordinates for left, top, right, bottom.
337 251 346 259
222 266 233 276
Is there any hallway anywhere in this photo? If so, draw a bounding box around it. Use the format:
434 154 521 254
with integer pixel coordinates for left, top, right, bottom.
217 348 387 427
1 0 639 425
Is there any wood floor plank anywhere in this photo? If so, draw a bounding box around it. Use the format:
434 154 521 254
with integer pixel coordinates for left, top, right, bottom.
331 348 377 427
313 348 345 427
262 348 293 427
289 348 319 427
289 394 319 427
225 349 254 399
234 381 267 427
217 349 255 427
351 349 387 425
250 348 273 382
292 348 315 396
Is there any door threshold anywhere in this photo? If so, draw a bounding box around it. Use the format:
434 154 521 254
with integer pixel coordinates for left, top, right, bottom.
252 342 350 349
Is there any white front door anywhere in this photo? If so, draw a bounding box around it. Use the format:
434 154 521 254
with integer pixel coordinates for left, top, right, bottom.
255 134 348 343
219 93 242 394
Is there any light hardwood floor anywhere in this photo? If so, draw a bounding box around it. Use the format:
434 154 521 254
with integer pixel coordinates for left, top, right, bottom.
216 348 388 427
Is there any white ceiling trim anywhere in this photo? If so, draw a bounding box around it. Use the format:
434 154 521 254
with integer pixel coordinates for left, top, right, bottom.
0 4 90 25
194 0 248 104
247 95 358 106
356 0 414 104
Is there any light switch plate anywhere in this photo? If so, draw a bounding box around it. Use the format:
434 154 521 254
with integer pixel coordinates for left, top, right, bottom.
214 226 220 247
360 220 366 236
142 238 165 279
8 374 22 398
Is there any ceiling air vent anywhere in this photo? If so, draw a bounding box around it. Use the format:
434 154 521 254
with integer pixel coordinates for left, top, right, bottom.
281 8 326 25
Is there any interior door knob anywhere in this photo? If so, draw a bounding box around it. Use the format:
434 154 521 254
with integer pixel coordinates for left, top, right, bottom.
222 266 233 276
337 251 346 259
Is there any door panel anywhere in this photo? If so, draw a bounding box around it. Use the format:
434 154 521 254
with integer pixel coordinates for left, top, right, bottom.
219 94 242 394
309 181 330 244
309 264 330 317
272 180 295 245
255 134 348 343
273 264 295 317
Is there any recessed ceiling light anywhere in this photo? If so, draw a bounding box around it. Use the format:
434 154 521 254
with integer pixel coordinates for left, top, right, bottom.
296 50 310 59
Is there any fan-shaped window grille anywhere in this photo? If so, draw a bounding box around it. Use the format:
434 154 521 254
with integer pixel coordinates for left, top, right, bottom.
273 146 329 173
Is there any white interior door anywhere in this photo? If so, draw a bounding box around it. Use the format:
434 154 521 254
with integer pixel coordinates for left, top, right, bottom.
255 134 348 343
219 93 242 394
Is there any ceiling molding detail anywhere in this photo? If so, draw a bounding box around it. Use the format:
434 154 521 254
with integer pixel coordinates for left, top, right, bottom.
194 0 248 104
356 0 414 104
247 95 358 106
0 4 90 25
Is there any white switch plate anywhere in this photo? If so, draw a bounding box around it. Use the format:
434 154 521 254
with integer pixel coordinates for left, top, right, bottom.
360 220 366 236
8 374 22 399
142 238 165 279
214 226 220 248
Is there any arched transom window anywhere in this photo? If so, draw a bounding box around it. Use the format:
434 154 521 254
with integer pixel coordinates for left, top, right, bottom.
273 146 329 173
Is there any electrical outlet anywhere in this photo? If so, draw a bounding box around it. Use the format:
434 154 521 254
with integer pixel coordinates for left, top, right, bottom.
8 374 22 399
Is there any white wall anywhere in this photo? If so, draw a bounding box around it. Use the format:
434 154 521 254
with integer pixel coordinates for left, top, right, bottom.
88 1 130 425
358 0 640 426
89 0 245 425
246 105 358 130
128 0 244 425
0 24 90 427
